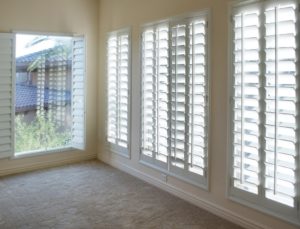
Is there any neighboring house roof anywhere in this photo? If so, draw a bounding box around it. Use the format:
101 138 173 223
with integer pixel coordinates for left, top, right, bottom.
16 84 71 113
16 48 71 71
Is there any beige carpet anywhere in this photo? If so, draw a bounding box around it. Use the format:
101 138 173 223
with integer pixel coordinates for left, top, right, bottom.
0 161 243 229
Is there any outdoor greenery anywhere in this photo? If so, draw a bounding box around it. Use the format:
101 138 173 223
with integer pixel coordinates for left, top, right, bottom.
15 114 71 153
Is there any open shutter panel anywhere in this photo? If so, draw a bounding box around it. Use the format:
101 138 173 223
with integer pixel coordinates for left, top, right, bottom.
0 33 14 159
263 3 298 207
71 37 86 150
107 30 130 156
232 9 261 195
169 17 208 184
141 24 169 168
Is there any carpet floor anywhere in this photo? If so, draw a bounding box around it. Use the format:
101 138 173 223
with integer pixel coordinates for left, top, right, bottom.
0 161 243 229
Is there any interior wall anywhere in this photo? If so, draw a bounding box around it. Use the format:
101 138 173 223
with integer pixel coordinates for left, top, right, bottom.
0 0 99 175
97 1 298 229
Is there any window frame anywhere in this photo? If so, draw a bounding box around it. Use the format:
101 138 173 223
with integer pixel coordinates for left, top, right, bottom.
105 27 132 158
227 0 300 225
0 31 87 159
139 10 211 190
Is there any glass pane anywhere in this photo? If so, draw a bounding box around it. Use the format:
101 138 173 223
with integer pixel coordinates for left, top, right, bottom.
15 34 72 154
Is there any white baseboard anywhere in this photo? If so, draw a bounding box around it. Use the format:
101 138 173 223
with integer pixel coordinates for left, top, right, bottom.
99 154 266 229
0 154 97 177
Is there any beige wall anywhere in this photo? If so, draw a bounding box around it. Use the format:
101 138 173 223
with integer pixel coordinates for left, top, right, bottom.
97 1 299 229
0 0 98 174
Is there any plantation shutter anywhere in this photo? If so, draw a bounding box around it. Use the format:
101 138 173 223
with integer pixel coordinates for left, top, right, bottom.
141 13 209 187
107 29 130 156
71 36 86 150
263 2 298 207
141 24 169 169
231 9 261 195
0 33 14 159
169 17 208 185
230 0 300 223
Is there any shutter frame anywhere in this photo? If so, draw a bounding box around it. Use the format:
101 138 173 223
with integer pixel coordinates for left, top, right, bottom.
71 36 86 150
106 28 131 158
140 11 210 189
0 33 15 159
228 0 300 225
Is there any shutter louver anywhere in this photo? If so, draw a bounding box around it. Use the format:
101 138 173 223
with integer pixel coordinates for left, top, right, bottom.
71 37 85 150
264 3 297 207
107 30 130 156
0 33 14 159
232 10 260 195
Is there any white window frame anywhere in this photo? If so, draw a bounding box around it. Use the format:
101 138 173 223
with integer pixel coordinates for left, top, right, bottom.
227 0 300 225
106 28 132 158
139 10 211 190
0 31 86 159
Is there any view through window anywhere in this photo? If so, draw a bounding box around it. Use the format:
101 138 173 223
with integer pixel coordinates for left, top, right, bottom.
15 34 73 154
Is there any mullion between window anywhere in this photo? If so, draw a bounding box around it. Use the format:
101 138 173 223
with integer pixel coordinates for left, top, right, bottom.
184 22 190 171
116 36 121 146
258 6 267 202
156 27 160 160
153 28 158 159
240 13 245 184
295 3 300 213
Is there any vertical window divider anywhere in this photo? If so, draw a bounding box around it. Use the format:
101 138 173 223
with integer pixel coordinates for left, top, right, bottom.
153 28 157 159
191 21 195 169
167 23 172 172
259 6 267 200
184 22 191 171
274 6 279 195
156 27 160 159
295 2 300 213
240 13 245 184
116 36 121 146
174 25 178 165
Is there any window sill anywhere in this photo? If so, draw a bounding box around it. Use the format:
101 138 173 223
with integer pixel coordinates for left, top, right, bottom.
12 146 77 160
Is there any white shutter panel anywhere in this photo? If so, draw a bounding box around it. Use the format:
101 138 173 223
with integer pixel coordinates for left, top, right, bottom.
107 30 130 156
264 3 298 207
141 24 169 169
231 9 261 195
230 0 300 223
71 37 85 150
0 33 14 159
169 17 208 185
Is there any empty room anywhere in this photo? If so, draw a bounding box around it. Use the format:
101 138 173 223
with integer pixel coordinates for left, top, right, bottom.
0 0 299 228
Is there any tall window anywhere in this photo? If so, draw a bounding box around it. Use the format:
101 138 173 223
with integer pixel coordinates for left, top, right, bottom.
141 11 209 188
106 29 131 157
0 33 86 158
229 0 299 224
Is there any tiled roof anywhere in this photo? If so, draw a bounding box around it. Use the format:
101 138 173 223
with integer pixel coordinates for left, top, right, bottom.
16 84 71 113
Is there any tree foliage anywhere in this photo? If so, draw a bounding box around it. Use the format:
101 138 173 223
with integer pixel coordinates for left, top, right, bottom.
15 114 71 153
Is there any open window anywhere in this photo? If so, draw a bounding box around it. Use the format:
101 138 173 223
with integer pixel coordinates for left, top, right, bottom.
0 32 86 158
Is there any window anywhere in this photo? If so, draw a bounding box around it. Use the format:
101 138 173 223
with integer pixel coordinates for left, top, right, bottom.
229 0 300 225
141 11 209 188
106 29 131 157
0 32 86 158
